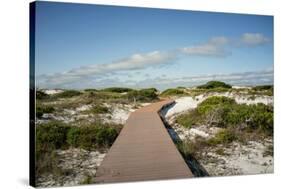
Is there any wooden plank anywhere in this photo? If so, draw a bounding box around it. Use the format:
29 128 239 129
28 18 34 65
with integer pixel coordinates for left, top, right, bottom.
95 100 193 183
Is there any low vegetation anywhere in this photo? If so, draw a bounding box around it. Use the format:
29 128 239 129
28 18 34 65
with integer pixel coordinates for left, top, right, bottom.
82 104 110 114
36 121 122 182
35 82 273 184
36 90 49 100
126 88 158 102
160 88 185 97
175 109 200 129
101 87 134 93
36 104 55 118
208 129 238 145
176 96 273 135
197 81 232 89
36 121 122 153
252 85 273 96
66 124 119 150
253 85 273 91
84 88 98 92
54 90 82 98
174 96 273 169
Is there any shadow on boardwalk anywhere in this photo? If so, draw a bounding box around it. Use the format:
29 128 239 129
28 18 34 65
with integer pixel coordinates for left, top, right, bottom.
160 104 209 177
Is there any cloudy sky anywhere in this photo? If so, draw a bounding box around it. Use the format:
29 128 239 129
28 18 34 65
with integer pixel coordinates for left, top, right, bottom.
35 2 273 90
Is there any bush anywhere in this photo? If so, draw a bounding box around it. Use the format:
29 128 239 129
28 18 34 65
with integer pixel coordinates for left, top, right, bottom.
197 96 235 115
252 85 273 96
36 121 70 153
84 88 98 92
143 88 158 93
139 88 158 99
126 88 158 102
66 127 81 147
101 87 133 93
176 109 201 128
176 96 273 135
161 88 185 96
66 124 119 150
253 85 273 91
177 86 186 89
95 127 118 147
36 121 122 184
36 121 122 152
247 103 273 134
35 150 66 182
83 104 110 114
224 104 250 125
208 129 237 145
36 90 49 100
176 137 208 159
54 90 82 98
197 81 232 89
83 91 124 102
36 104 55 118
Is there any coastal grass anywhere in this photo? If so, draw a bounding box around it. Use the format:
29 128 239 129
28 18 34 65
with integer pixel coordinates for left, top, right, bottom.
36 121 122 181
176 96 273 135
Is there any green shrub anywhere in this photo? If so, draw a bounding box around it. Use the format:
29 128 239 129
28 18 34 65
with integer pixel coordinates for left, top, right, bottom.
176 96 273 136
36 121 122 154
54 90 82 98
197 81 232 89
36 121 122 184
208 129 237 145
85 91 123 101
224 104 250 125
101 87 134 93
36 90 49 100
94 105 110 114
161 88 185 96
176 109 201 128
248 103 273 134
67 126 96 150
143 88 158 93
83 104 110 114
253 85 273 91
177 86 186 89
197 96 235 115
248 85 273 96
176 137 208 159
84 88 98 92
35 150 66 181
36 104 55 118
126 88 158 102
66 124 119 150
95 127 118 147
66 127 81 147
206 87 231 93
176 140 193 157
36 121 70 153
139 88 158 99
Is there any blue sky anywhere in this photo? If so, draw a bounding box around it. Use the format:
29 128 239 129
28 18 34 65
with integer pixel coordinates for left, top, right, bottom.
35 1 273 90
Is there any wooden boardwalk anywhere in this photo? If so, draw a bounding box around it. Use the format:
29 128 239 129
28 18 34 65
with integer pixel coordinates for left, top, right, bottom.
95 99 193 183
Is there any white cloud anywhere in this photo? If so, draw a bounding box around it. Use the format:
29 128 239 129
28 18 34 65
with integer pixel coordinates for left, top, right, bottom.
240 33 270 46
181 36 230 57
37 33 272 89
209 36 229 45
37 50 177 88
135 69 273 90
